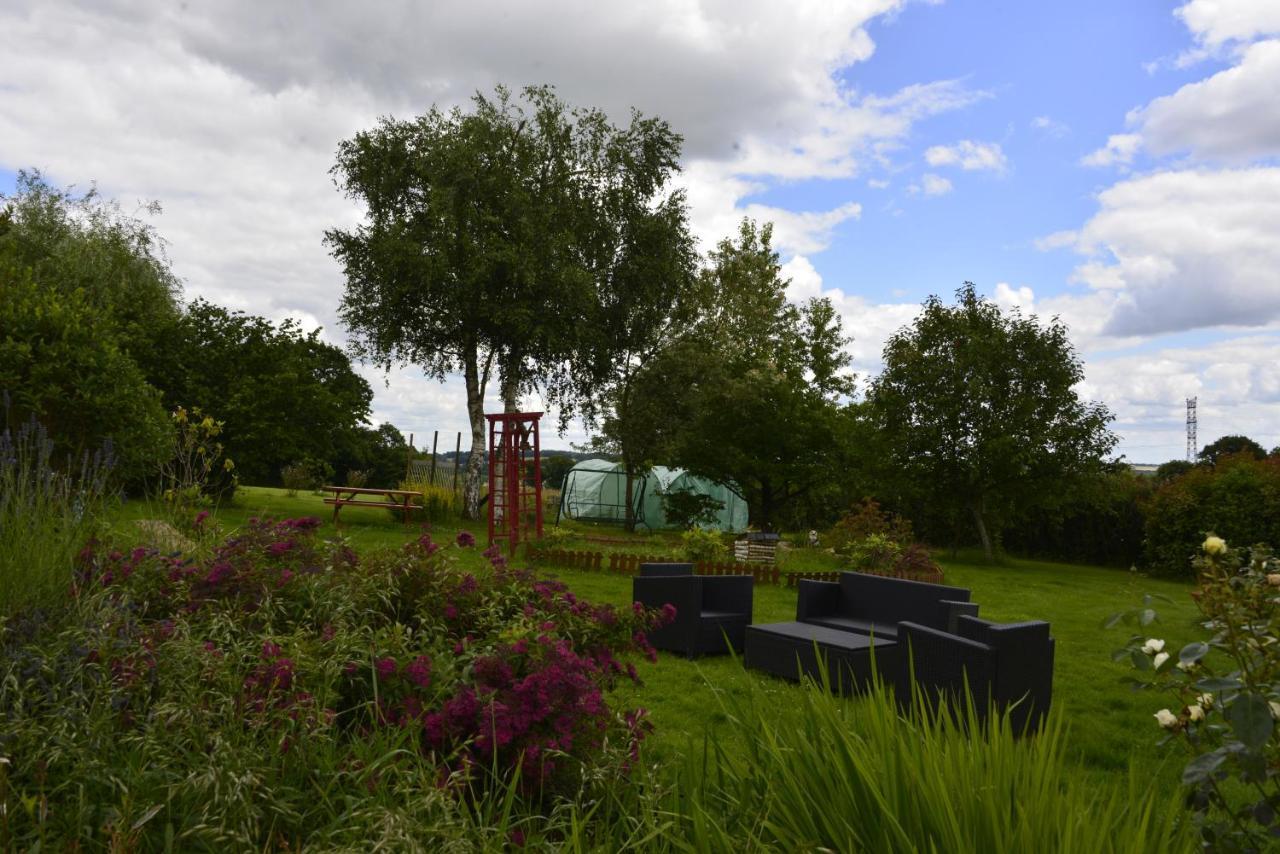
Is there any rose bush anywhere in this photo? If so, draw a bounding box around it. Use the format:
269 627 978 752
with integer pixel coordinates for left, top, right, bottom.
1108 535 1280 849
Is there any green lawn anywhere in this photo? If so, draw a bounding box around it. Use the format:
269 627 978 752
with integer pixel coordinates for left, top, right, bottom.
113 486 1203 788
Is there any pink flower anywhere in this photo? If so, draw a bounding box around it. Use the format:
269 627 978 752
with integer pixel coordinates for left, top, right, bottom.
456 531 476 548
375 657 398 680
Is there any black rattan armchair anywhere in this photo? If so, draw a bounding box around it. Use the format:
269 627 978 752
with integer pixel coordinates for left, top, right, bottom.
633 573 753 657
894 615 1055 734
796 572 978 640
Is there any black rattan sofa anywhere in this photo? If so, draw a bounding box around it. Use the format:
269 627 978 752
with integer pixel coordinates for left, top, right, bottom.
796 572 979 639
894 615 1055 733
632 564 753 657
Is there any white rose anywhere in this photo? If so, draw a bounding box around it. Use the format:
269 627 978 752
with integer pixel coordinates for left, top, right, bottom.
1154 709 1179 729
1203 535 1227 556
1188 705 1206 722
1198 692 1214 709
1153 652 1170 669
1141 638 1166 655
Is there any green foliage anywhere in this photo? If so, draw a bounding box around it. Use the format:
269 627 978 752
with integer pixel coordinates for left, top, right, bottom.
344 469 370 489
0 521 665 849
328 84 691 520
827 498 915 553
868 283 1116 561
1003 467 1152 568
400 478 463 522
666 666 1193 852
1198 434 1266 466
160 300 374 487
0 413 115 616
540 455 576 490
0 170 182 383
0 272 170 483
671 220 855 529
1108 537 1280 850
660 488 724 530
156 406 237 516
1142 454 1280 578
1155 459 1196 483
680 527 728 563
280 462 314 497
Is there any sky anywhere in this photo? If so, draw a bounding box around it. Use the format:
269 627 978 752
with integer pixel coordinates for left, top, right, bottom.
2 0 1278 463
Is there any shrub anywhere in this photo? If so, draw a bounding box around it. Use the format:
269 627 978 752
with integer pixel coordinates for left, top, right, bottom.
827 498 914 553
156 406 237 514
399 478 462 521
660 488 724 530
345 468 370 489
280 461 313 497
681 527 728 563
1108 536 1280 850
1142 454 1280 578
0 520 670 847
0 412 115 615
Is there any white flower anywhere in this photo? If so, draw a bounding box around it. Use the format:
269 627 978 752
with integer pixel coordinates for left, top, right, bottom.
1270 701 1280 720
1153 651 1170 669
1198 693 1214 709
1203 535 1227 556
1154 709 1179 729
1188 705 1206 722
1177 659 1199 672
1141 638 1166 655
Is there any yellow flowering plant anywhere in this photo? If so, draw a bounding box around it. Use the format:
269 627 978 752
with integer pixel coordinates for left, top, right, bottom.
1107 535 1280 848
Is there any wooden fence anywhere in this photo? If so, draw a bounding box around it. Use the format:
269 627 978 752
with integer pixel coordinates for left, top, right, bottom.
524 547 942 588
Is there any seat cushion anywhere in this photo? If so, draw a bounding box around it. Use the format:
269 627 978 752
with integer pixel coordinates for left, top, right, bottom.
804 615 899 639
701 609 748 620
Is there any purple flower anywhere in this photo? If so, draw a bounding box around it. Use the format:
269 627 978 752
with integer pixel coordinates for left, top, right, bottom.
193 510 210 529
456 530 476 548
405 654 432 688
375 657 398 680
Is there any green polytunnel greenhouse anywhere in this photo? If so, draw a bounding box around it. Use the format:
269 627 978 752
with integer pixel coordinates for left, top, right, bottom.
556 458 748 532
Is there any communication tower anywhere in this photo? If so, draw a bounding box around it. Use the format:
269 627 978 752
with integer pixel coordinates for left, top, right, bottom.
1186 397 1198 462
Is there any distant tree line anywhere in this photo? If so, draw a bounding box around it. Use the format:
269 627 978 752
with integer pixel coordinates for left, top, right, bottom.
0 171 409 495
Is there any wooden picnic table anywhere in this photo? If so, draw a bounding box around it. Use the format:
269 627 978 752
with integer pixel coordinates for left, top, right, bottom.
321 485 423 525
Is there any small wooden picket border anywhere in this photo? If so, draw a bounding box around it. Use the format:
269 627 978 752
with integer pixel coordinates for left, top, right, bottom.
524 547 943 588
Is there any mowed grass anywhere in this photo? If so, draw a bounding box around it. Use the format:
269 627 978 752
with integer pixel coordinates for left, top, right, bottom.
111 486 1202 789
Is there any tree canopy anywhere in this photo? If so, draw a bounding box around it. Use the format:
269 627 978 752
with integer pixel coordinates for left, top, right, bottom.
867 283 1116 560
327 85 689 518
1198 434 1267 466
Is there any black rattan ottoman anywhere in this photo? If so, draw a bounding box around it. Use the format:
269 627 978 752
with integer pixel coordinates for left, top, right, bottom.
745 621 898 695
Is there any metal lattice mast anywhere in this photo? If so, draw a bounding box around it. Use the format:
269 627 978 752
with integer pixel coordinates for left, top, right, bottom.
1186 397 1198 462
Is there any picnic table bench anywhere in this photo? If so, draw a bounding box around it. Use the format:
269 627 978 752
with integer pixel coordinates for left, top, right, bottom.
321 486 422 525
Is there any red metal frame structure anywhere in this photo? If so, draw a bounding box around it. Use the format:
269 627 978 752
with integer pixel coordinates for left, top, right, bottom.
485 411 544 554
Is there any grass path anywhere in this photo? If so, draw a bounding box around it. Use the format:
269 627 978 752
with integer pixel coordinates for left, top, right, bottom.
112 486 1202 789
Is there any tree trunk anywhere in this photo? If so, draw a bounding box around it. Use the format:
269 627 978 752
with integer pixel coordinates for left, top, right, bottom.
462 347 487 521
758 478 773 532
500 350 521 413
623 459 637 533
969 496 994 562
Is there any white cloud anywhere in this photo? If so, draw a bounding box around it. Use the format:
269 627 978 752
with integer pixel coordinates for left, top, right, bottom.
1059 168 1280 337
1176 0 1280 49
910 173 953 196
1081 134 1142 168
924 139 1007 171
1031 115 1069 137
0 0 988 440
1136 38 1280 162
992 282 1035 313
1034 229 1077 251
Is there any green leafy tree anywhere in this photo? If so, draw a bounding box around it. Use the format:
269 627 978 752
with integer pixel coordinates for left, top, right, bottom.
0 171 183 383
671 220 855 530
1155 459 1195 483
161 300 374 486
0 272 169 482
328 85 686 519
1198 434 1267 466
867 283 1116 561
539 455 577 490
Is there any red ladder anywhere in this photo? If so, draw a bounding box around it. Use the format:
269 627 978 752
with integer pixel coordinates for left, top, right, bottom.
486 412 543 554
